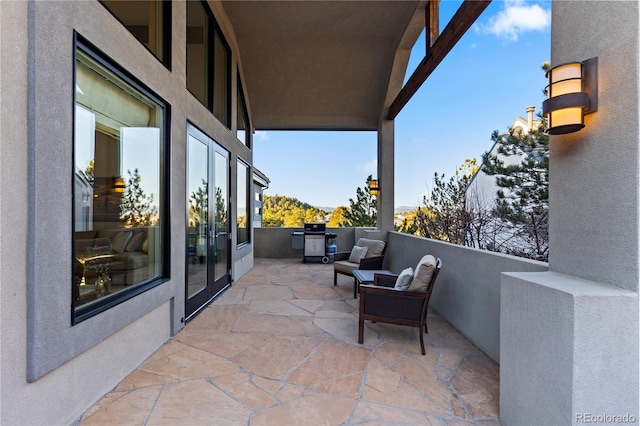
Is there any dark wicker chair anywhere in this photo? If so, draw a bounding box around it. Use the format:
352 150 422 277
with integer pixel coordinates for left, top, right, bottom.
333 238 386 291
358 258 442 355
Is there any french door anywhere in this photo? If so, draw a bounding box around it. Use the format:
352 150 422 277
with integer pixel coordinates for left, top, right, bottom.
185 124 230 319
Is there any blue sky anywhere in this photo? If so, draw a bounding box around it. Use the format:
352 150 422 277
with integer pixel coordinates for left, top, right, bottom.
253 0 551 209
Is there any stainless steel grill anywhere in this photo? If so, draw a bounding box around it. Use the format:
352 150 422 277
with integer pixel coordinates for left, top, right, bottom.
304 223 326 234
303 223 328 263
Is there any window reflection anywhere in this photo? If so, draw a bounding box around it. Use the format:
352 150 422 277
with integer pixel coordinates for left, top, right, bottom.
186 0 209 107
236 160 249 246
187 136 208 297
186 0 230 127
213 31 230 127
74 43 165 317
237 77 250 146
100 0 169 65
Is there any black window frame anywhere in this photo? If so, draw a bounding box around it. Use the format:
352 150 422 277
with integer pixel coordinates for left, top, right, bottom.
72 34 171 324
98 0 172 69
237 73 251 148
186 0 232 129
236 158 251 248
213 26 232 128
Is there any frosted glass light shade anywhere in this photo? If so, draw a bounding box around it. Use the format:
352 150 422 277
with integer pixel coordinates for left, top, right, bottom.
542 60 594 135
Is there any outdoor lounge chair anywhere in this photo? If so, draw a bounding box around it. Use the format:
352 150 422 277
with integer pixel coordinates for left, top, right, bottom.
333 238 386 288
358 255 442 355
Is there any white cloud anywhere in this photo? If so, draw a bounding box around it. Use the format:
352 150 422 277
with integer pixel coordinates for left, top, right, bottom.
361 159 377 174
254 130 270 141
411 137 428 145
479 0 550 41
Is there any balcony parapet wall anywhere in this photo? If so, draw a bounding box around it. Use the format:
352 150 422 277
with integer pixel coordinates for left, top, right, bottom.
254 227 380 259
254 228 548 363
383 232 548 362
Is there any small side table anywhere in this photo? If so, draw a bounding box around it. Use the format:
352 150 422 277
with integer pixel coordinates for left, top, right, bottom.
352 269 394 298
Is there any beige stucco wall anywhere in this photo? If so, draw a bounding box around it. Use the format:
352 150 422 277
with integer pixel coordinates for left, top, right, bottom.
549 1 640 291
383 232 548 362
254 227 361 258
500 2 640 423
0 1 255 423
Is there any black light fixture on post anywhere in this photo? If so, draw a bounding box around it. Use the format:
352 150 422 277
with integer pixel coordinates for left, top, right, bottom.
369 179 379 197
542 57 598 135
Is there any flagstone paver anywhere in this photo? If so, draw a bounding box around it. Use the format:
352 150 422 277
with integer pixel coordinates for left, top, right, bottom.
79 258 500 425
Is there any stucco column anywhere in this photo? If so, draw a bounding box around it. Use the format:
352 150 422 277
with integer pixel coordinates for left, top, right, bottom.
500 2 639 424
377 118 395 234
549 4 639 292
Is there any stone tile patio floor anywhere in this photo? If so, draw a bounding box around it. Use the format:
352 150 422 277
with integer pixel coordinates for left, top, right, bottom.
79 258 500 425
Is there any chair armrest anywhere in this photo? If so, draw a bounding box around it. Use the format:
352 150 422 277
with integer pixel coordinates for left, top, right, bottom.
359 255 384 270
359 284 428 320
373 273 397 288
334 251 350 261
359 284 428 298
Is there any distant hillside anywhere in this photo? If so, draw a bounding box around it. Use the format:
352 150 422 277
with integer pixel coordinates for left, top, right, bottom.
263 195 328 227
264 195 319 211
262 195 401 227
315 206 336 212
312 205 415 213
395 205 417 213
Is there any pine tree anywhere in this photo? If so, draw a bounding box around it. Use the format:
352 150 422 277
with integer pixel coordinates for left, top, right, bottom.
188 179 208 228
214 186 227 228
120 168 158 227
343 175 377 227
84 160 94 184
481 121 549 260
396 210 420 235
328 206 349 227
415 159 478 244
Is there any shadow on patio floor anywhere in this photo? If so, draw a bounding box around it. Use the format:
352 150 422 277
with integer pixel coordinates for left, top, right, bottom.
79 258 499 425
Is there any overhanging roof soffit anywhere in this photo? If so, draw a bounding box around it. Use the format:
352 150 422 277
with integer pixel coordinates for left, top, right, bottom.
221 0 423 131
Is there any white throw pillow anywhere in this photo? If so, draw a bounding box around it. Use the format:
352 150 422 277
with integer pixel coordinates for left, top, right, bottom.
394 267 414 290
348 245 369 263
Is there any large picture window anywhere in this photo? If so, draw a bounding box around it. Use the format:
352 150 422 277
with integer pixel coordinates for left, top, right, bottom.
100 0 171 66
236 160 250 247
73 38 167 321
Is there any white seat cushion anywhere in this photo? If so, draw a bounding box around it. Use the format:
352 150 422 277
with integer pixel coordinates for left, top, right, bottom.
334 260 359 274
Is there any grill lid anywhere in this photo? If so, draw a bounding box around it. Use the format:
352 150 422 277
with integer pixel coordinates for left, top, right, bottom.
304 223 326 233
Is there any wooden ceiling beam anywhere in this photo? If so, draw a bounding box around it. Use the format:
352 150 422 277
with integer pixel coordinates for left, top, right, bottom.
387 0 491 120
426 0 440 53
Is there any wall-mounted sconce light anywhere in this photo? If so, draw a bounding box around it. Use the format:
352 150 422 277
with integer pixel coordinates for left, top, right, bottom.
113 177 126 193
542 57 598 135
369 179 379 196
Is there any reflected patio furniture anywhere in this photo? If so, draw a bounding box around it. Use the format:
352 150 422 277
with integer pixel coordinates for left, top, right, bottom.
74 253 115 303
